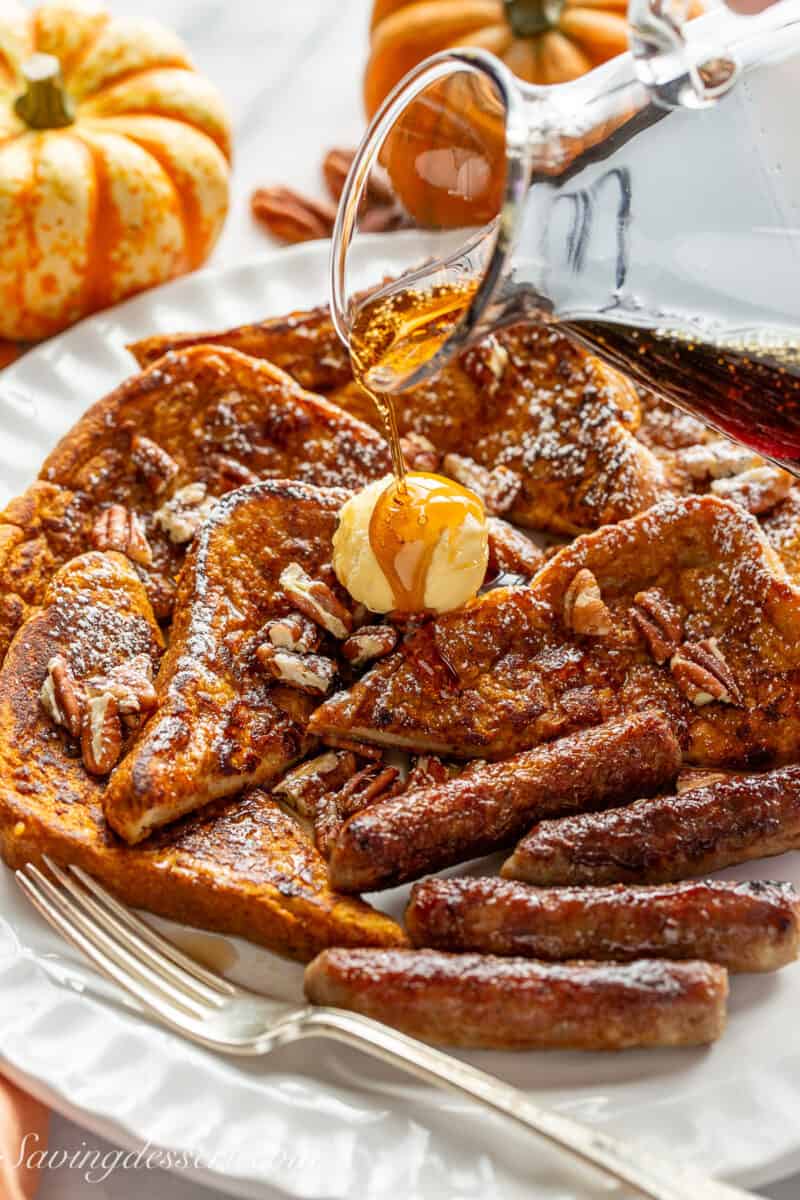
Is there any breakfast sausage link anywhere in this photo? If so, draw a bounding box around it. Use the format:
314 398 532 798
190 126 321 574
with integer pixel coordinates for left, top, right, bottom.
406 876 800 973
502 765 800 887
304 948 728 1050
327 710 681 892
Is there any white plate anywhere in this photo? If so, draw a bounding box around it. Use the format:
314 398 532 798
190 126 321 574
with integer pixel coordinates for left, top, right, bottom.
1 235 799 1199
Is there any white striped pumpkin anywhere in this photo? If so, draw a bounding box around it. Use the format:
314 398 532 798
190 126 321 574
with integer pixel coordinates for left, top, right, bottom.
0 1 231 341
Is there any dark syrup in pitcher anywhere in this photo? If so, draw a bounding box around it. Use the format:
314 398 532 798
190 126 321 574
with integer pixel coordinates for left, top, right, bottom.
568 319 800 469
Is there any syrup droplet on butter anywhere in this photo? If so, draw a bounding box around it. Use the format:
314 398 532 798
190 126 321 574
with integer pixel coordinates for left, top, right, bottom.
368 472 486 612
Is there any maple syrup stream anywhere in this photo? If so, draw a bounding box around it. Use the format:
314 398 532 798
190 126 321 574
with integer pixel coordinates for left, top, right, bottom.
348 281 484 611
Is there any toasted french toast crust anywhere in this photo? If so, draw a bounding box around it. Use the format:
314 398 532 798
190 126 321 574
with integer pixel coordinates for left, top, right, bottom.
311 495 800 765
0 344 390 662
131 309 668 536
104 481 351 843
0 552 404 960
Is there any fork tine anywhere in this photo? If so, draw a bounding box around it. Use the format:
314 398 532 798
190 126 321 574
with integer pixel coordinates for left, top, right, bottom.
65 862 238 996
43 858 233 1007
17 864 210 1021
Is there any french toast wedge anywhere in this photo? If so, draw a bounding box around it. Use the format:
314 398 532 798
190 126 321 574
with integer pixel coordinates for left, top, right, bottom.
0 345 390 660
311 495 800 765
0 551 405 959
131 309 668 536
131 303 352 394
104 480 351 844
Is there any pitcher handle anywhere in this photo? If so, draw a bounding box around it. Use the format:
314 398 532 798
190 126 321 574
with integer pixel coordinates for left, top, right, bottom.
628 0 740 108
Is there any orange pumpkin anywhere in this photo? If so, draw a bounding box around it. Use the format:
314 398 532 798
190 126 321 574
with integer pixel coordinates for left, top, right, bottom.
0 1 232 342
366 0 636 117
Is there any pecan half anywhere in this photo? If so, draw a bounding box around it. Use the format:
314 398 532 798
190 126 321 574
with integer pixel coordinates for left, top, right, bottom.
154 483 218 545
710 465 793 515
208 454 260 488
314 763 403 857
131 434 179 495
279 562 352 639
81 694 123 775
322 147 395 207
631 588 683 664
40 654 84 739
401 433 440 473
670 637 743 706
251 186 337 244
256 644 336 694
274 750 358 818
92 504 153 567
563 568 612 637
264 613 322 654
341 624 398 668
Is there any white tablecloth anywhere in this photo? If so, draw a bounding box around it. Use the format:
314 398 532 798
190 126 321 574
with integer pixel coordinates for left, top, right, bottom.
23 0 795 1195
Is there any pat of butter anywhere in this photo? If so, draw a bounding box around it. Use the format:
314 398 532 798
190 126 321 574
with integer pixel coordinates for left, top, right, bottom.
333 476 489 614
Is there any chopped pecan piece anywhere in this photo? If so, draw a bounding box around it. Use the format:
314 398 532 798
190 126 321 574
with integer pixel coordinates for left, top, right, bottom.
256 643 336 695
85 654 157 723
0 524 24 570
677 439 763 481
461 335 509 395
40 654 84 739
485 465 522 516
264 613 322 654
131 434 179 495
406 754 450 790
274 750 358 818
631 588 683 664
400 433 440 473
486 517 544 581
320 735 384 761
671 638 743 706
92 504 153 567
442 453 520 515
443 452 491 497
563 569 612 637
341 624 398 668
154 483 218 545
710 466 793 515
279 562 352 639
676 767 743 793
81 693 123 776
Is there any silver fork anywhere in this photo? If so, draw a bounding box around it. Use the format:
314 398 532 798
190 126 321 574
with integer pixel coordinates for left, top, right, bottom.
17 857 752 1200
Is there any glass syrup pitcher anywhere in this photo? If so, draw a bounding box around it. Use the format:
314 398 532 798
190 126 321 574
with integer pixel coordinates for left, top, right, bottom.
331 0 800 470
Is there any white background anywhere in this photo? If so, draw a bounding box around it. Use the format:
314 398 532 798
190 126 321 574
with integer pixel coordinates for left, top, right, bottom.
10 0 794 1195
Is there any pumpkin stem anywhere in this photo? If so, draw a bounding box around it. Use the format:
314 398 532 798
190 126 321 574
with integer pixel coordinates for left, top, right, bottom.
14 54 75 130
504 0 566 37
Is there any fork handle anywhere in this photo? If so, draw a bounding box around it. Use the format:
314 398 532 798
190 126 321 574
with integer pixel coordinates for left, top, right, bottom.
299 1007 750 1200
